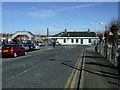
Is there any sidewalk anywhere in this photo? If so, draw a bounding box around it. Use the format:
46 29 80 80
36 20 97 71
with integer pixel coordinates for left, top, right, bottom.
82 45 120 88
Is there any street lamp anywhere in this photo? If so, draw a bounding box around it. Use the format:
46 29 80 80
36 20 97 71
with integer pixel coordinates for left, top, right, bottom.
90 22 103 44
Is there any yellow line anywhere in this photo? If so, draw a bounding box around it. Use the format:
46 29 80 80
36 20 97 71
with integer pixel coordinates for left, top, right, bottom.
70 52 83 88
64 51 83 89
64 58 80 88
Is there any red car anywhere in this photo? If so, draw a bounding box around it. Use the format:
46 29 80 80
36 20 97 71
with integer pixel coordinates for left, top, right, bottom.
2 44 27 58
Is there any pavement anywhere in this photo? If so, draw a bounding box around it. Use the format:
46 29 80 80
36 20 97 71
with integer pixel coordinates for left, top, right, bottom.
82 45 120 88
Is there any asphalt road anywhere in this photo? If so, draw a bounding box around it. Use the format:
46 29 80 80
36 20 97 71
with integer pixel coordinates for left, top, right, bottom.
2 45 89 88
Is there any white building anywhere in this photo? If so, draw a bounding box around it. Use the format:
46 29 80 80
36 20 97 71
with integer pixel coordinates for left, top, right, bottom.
49 30 98 45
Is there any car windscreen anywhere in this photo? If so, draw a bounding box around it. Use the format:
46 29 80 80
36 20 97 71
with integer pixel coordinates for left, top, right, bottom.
2 45 12 49
23 45 27 47
35 43 39 46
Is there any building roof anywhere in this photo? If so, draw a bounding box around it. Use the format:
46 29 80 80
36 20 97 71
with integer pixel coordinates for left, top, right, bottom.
16 31 34 36
53 31 96 37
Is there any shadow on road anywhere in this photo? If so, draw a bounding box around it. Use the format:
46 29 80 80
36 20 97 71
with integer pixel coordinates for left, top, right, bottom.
108 81 120 86
61 62 120 87
61 62 81 71
85 62 117 69
49 58 73 63
85 56 105 59
83 68 120 80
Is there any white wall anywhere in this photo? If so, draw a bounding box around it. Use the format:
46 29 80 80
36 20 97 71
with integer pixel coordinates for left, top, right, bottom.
83 39 88 45
56 37 96 45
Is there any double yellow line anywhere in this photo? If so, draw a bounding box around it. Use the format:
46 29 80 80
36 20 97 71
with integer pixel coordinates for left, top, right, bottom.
64 50 83 89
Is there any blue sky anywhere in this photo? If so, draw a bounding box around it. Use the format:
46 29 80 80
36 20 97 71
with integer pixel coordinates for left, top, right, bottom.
2 2 118 35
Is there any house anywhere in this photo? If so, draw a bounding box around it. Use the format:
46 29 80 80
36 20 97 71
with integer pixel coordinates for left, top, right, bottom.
49 29 98 45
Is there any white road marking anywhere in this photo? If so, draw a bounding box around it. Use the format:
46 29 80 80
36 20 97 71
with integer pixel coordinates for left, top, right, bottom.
5 65 38 81
12 64 27 69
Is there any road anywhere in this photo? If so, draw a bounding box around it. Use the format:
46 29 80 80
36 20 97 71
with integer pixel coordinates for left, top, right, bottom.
2 45 90 88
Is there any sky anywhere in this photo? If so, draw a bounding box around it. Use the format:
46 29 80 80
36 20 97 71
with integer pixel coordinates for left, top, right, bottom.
2 2 118 35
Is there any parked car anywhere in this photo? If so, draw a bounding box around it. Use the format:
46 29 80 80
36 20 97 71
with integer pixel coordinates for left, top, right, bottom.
28 43 35 51
20 43 30 51
56 41 61 45
2 44 27 58
48 42 54 46
38 42 45 46
38 42 42 47
34 43 40 50
41 42 45 46
48 41 60 46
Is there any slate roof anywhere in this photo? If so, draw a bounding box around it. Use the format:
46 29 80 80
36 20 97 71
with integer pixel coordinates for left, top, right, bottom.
53 32 96 37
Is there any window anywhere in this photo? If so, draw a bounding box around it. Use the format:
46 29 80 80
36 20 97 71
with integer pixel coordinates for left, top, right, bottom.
89 39 91 43
13 45 18 49
64 39 66 43
81 39 83 44
76 39 78 43
2 45 11 49
71 39 74 43
20 45 24 49
18 45 21 49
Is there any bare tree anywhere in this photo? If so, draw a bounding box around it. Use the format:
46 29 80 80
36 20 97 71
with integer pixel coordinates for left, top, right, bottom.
104 30 109 58
98 33 103 54
109 18 119 66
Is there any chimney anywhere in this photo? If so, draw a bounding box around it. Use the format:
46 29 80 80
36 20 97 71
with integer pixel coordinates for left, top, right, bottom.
88 29 90 33
65 29 67 34
65 29 67 33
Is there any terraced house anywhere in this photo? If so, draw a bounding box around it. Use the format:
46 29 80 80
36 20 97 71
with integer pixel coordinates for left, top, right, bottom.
49 29 98 45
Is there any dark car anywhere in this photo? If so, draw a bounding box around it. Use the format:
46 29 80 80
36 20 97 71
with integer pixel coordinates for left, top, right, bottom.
2 44 27 58
28 44 35 51
20 43 30 51
34 43 40 50
48 42 54 46
48 41 60 46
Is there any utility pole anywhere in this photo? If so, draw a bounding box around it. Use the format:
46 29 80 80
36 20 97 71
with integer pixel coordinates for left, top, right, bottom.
23 29 25 40
47 28 49 43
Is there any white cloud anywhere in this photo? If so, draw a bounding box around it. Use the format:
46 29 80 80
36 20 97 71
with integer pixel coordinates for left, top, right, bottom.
32 6 38 10
27 10 56 18
54 4 96 11
27 4 96 18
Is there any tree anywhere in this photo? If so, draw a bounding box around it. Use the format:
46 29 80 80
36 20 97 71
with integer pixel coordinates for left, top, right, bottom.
98 33 103 54
104 30 109 58
109 18 119 66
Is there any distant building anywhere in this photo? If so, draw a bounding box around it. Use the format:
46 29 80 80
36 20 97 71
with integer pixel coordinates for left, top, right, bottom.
49 29 98 45
0 33 13 41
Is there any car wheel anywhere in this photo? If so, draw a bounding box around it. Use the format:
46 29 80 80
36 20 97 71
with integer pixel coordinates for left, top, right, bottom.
24 51 28 55
13 52 17 58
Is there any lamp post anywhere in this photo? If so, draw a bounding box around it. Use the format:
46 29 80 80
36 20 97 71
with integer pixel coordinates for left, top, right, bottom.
90 22 103 44
47 28 49 43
